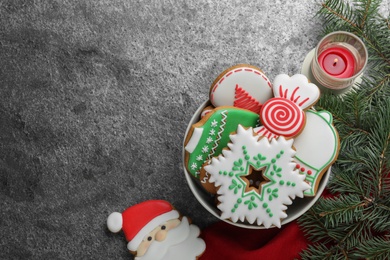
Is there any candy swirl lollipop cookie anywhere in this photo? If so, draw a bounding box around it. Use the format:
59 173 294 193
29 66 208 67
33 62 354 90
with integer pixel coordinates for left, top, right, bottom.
256 74 320 139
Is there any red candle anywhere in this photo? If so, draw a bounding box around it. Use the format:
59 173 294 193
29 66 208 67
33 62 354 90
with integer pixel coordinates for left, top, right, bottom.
318 47 355 78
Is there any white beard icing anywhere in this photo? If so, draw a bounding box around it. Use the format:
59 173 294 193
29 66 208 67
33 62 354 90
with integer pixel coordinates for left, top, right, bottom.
135 217 205 260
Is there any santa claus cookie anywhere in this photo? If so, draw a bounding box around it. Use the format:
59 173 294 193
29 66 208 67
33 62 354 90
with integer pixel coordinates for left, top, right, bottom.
293 110 340 196
204 125 310 228
184 106 259 178
255 74 320 139
209 64 273 113
107 200 206 260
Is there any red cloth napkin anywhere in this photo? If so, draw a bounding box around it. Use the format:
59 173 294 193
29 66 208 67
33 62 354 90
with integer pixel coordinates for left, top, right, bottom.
200 189 334 259
200 220 308 260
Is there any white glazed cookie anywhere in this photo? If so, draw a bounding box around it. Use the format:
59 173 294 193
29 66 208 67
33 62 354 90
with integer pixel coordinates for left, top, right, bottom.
293 110 340 196
209 64 273 113
204 125 310 228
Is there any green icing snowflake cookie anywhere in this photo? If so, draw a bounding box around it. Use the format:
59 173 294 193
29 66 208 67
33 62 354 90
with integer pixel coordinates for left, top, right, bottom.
204 125 310 228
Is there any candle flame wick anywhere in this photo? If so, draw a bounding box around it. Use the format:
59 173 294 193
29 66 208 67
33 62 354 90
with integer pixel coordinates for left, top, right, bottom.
333 58 338 66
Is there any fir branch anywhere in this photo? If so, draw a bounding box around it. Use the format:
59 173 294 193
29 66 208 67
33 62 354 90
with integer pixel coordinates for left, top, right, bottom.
299 0 390 258
314 194 365 227
320 0 358 28
353 236 390 259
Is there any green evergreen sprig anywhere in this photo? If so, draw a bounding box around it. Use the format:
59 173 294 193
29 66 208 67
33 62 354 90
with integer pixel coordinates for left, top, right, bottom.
298 0 390 259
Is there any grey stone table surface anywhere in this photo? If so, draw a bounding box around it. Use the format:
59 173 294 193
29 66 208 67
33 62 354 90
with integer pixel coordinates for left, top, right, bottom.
0 0 388 259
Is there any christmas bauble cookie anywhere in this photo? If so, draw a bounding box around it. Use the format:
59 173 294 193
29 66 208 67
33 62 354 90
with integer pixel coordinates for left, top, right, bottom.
293 110 340 196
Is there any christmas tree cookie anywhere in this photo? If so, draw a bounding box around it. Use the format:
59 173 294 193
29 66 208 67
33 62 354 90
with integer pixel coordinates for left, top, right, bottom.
209 64 273 113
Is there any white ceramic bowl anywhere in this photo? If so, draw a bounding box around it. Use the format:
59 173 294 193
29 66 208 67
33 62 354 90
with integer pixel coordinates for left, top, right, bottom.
182 101 330 229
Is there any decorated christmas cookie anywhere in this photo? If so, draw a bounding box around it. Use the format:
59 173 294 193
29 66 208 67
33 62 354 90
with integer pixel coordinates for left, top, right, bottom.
209 64 273 113
184 106 259 178
293 110 340 196
204 125 310 228
107 200 206 260
256 74 320 139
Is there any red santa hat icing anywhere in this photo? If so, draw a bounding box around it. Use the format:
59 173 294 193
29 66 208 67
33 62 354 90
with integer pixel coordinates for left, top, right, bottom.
107 200 179 252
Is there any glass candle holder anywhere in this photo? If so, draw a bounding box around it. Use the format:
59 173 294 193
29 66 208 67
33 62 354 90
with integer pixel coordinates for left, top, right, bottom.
311 31 368 92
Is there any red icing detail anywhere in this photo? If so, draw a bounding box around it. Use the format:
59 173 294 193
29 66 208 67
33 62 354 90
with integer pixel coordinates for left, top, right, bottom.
290 87 299 102
283 88 288 99
233 84 262 113
307 170 312 175
219 77 225 84
244 69 253 72
226 71 233 77
279 85 283 97
254 71 261 75
260 97 305 137
296 164 301 169
121 200 174 242
298 97 310 107
300 167 305 172
234 69 243 72
268 81 272 88
256 127 265 134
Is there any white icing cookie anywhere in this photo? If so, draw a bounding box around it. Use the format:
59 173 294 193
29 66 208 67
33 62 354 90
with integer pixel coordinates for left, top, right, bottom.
293 110 340 196
273 74 320 110
209 64 273 113
204 125 310 228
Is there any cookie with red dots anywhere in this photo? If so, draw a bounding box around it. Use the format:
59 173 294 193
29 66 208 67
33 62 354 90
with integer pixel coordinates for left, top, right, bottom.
292 110 340 196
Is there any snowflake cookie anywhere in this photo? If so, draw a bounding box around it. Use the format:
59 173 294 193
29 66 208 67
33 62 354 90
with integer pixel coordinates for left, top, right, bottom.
204 125 310 228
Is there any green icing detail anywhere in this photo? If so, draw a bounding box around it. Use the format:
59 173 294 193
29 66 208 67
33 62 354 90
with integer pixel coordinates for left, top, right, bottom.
224 144 294 219
244 197 258 210
229 179 243 194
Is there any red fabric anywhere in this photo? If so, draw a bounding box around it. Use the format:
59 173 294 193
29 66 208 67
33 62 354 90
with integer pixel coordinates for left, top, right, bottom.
200 189 334 260
200 220 308 260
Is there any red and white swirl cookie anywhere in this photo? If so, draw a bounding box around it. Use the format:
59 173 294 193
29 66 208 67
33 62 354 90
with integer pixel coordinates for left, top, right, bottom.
260 97 305 138
256 74 320 139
